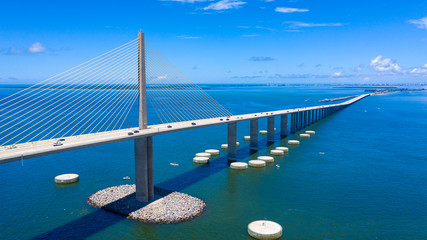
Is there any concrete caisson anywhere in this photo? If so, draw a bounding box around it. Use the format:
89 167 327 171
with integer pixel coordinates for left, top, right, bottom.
299 133 310 138
205 149 219 156
257 156 274 163
248 220 282 240
193 157 209 164
270 150 284 156
230 162 248 170
55 173 79 184
249 160 266 168
288 140 300 145
275 147 288 153
195 152 211 158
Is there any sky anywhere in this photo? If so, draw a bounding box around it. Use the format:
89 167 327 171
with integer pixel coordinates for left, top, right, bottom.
1 0 427 84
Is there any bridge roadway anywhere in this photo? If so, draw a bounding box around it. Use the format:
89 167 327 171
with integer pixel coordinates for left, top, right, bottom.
0 94 370 164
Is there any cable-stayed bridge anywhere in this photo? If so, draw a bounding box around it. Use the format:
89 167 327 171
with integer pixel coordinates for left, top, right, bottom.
0 32 369 202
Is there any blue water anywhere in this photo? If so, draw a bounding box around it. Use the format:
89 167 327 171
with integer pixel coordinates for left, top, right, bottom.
0 85 426 239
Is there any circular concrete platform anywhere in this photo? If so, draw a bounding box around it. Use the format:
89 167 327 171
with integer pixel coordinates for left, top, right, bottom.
288 140 300 145
193 157 209 164
249 160 266 168
299 133 310 138
257 156 274 163
195 152 211 158
275 147 289 153
55 173 79 184
205 149 220 156
230 162 248 170
248 220 283 239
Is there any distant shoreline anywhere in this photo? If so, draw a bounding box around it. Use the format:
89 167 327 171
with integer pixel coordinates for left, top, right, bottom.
0 83 425 91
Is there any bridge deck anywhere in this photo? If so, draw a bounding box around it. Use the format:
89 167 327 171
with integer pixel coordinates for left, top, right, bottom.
0 94 369 164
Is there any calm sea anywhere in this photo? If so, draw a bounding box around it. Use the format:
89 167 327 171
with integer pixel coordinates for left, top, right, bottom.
0 85 426 239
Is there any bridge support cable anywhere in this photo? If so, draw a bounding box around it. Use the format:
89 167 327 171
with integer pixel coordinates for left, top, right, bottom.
146 44 230 120
144 41 232 124
0 39 139 147
1 51 138 146
146 42 231 118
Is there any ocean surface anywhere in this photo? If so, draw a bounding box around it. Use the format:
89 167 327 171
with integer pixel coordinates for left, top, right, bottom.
0 85 426 239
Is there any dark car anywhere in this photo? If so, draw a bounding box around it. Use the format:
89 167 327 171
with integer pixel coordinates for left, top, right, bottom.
167 125 172 128
128 132 134 136
191 122 196 126
133 130 139 133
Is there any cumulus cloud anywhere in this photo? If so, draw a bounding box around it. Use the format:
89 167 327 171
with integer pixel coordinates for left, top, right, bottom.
408 16 427 29
156 74 168 80
369 55 404 73
250 56 275 61
283 21 343 28
410 63 427 75
2 42 47 55
331 72 342 77
28 42 46 53
203 0 246 10
275 7 309 13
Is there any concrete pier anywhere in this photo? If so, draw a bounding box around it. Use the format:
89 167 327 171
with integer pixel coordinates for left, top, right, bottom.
267 116 275 142
228 122 237 162
280 114 287 137
134 136 153 202
250 119 258 151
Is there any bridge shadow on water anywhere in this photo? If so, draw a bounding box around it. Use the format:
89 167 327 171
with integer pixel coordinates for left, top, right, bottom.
31 133 286 240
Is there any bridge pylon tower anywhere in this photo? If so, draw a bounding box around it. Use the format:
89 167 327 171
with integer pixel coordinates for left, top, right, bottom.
134 31 153 202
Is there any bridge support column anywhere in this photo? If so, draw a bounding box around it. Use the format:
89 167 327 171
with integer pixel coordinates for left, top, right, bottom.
304 111 307 128
267 116 275 143
280 114 287 137
250 119 258 151
228 122 237 162
134 136 154 202
292 112 296 133
299 111 302 131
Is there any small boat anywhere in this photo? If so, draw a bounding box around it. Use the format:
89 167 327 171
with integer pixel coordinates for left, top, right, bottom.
170 162 179 167
276 164 280 168
319 152 325 155
123 176 130 180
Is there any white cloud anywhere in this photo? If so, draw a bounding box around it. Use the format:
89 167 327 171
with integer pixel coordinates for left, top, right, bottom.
369 55 404 73
275 7 309 13
331 72 342 77
410 63 427 75
203 0 246 10
283 21 343 28
157 74 168 80
28 42 46 53
408 16 427 29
